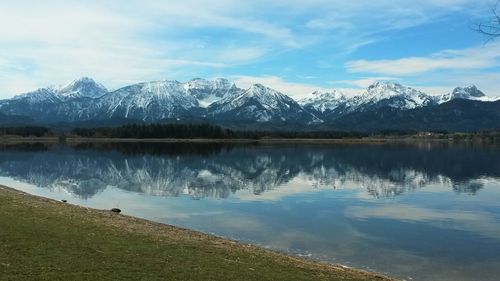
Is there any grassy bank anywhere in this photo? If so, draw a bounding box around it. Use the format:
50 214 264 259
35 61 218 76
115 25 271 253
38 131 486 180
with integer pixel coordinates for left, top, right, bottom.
0 186 393 281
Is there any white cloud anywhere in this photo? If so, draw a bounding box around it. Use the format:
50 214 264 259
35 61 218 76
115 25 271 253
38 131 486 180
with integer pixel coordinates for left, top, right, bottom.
345 203 500 240
331 77 399 88
0 1 286 97
411 86 453 96
345 42 500 76
131 0 301 47
232 75 372 99
217 47 269 62
298 0 485 52
233 75 339 99
0 0 494 98
415 72 500 97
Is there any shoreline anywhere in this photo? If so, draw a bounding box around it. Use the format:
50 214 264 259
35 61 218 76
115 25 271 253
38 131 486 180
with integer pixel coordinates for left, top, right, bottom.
0 185 395 281
0 136 469 144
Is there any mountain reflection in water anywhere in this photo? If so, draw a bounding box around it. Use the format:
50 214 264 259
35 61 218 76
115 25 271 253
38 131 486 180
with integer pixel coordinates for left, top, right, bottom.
2 142 500 281
0 142 498 199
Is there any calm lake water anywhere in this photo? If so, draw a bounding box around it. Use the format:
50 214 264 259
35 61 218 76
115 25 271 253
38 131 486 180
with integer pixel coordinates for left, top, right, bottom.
1 142 500 281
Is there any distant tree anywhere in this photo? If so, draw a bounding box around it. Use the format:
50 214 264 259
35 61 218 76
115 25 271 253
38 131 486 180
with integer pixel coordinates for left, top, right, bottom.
71 123 368 139
476 1 500 41
0 126 51 137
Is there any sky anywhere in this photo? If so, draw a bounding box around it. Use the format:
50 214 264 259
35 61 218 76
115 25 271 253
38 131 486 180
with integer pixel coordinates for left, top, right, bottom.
0 0 499 99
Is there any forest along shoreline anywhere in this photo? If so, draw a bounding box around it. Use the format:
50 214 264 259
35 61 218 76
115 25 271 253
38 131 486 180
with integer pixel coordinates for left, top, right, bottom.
0 185 395 281
1 136 498 145
1 136 390 144
2 123 500 144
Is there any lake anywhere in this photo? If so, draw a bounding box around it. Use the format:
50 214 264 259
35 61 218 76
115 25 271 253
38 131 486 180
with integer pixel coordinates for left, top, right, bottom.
1 142 500 281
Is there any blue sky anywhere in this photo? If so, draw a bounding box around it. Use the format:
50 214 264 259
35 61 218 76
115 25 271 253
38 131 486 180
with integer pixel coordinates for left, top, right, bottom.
0 0 499 99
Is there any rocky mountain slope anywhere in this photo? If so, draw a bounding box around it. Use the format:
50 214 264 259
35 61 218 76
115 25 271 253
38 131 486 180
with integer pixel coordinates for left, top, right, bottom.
207 84 321 124
0 77 499 131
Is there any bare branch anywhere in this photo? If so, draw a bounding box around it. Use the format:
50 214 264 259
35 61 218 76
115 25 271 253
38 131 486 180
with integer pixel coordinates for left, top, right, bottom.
475 0 500 41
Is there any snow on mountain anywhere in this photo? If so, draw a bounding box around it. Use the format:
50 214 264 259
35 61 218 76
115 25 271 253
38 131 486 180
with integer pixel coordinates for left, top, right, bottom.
11 87 61 103
437 85 500 103
0 77 497 125
94 80 201 121
0 78 242 122
184 78 240 108
299 81 438 120
58 77 108 99
0 87 62 118
0 77 109 122
9 77 107 102
208 84 322 124
349 81 437 112
299 90 348 113
89 78 243 121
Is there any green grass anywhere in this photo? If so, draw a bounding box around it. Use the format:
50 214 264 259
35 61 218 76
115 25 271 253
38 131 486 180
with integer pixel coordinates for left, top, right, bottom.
0 186 393 281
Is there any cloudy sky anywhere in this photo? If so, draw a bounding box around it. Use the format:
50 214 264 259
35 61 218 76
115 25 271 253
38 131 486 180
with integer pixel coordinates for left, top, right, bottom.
1 0 499 99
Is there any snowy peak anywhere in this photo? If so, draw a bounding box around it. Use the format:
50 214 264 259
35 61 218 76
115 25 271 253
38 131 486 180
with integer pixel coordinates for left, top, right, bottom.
59 77 108 99
311 90 346 101
437 85 499 103
12 87 60 103
454 85 485 98
11 77 107 103
299 90 347 105
139 80 184 97
352 81 436 110
111 79 195 106
242 84 298 108
92 78 243 121
185 78 234 91
1 77 498 125
213 83 288 111
125 78 240 108
363 81 424 99
299 90 347 113
368 80 400 89
299 81 436 119
246 84 278 97
184 78 239 107
208 83 320 124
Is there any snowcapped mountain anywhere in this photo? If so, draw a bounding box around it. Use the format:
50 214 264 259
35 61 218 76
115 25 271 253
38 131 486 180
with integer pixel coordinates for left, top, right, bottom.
87 78 242 122
300 81 438 120
207 84 321 124
437 85 500 103
184 78 239 108
0 88 62 118
299 90 348 113
299 90 352 121
13 88 61 104
11 77 107 102
58 77 108 99
93 80 200 121
0 78 241 123
0 78 109 122
349 81 437 112
0 77 497 127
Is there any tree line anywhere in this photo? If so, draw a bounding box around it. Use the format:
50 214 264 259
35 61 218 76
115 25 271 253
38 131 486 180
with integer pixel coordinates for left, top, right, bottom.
2 123 499 140
71 123 367 139
0 126 51 137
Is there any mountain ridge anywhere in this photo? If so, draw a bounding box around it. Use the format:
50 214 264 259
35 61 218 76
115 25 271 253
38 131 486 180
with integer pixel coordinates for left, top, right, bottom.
0 77 499 132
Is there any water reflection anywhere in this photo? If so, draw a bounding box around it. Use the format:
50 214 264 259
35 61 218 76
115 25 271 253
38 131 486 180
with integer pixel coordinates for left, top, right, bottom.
1 142 500 281
0 142 498 200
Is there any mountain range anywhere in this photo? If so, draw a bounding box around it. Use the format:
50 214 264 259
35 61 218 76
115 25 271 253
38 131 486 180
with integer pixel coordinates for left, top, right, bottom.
1 77 499 132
